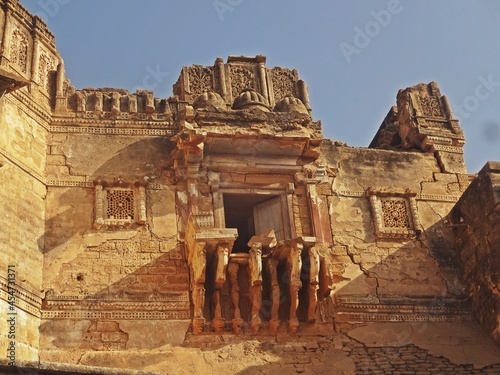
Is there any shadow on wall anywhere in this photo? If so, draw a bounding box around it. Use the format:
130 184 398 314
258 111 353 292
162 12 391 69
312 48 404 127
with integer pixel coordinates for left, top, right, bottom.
40 136 176 254
37 205 500 372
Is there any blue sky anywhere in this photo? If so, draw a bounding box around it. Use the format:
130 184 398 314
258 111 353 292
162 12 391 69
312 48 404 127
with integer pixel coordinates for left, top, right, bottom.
24 0 500 173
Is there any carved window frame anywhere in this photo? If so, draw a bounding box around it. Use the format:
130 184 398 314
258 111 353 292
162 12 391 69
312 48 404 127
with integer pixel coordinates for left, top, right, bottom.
94 181 146 229
366 188 419 240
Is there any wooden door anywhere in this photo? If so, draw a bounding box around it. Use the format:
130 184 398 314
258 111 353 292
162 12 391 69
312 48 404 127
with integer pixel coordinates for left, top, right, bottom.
253 197 286 241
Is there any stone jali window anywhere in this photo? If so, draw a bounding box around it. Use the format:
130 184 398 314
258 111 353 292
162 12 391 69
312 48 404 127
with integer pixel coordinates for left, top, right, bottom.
366 188 419 239
94 182 146 229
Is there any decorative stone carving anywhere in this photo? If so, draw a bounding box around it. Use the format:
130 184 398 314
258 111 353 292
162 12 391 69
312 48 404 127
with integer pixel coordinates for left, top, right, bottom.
380 198 410 229
419 96 443 117
38 52 53 92
94 182 147 229
187 65 214 97
185 214 237 334
76 91 86 112
287 241 303 333
274 96 309 115
232 88 270 111
228 261 243 333
230 66 254 97
193 91 226 111
248 243 263 334
266 257 280 334
9 28 28 73
211 244 230 333
366 188 419 239
188 241 207 334
271 67 297 103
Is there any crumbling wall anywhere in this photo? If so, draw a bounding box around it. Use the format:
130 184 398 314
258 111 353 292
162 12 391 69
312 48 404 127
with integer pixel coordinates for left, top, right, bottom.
319 141 470 330
40 131 190 360
451 161 500 345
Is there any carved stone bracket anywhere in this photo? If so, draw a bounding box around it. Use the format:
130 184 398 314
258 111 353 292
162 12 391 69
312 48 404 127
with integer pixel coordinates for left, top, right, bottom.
185 214 237 334
227 245 263 335
269 236 317 333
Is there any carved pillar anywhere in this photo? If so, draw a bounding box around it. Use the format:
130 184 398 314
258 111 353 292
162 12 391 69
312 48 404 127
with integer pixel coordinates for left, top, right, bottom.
215 57 227 100
111 92 120 116
145 92 155 113
287 241 303 333
257 58 268 104
129 94 137 113
94 92 103 112
0 3 12 65
228 261 242 333
248 243 263 334
30 35 39 84
267 257 280 334
55 61 68 112
307 246 320 323
298 79 311 112
212 181 225 229
75 91 86 112
211 244 229 333
188 241 207 334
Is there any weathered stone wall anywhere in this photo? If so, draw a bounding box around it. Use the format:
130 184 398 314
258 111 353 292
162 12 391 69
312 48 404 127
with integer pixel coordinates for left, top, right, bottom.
40 131 190 359
318 141 470 330
0 3 62 363
0 94 48 362
451 161 500 345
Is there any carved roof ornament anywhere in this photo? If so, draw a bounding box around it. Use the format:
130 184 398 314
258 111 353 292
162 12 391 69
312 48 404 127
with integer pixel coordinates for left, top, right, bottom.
173 56 311 114
274 96 309 115
193 91 226 111
232 88 271 112
370 81 465 161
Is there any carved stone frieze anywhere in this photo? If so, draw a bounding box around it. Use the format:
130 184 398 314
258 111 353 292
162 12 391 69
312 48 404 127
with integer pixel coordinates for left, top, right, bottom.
187 65 214 97
419 95 443 117
0 275 43 318
271 67 297 103
38 51 54 92
42 292 190 320
9 28 29 73
229 66 255 97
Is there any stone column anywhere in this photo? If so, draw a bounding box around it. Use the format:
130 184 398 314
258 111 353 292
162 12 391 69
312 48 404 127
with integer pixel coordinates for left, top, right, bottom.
267 257 280 334
287 241 303 333
307 246 320 323
228 261 242 333
257 58 269 104
215 57 227 100
0 3 12 65
211 244 229 333
188 241 207 334
248 243 263 334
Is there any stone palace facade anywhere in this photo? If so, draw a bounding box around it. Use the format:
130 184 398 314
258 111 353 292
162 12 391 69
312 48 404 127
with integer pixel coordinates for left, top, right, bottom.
0 1 499 374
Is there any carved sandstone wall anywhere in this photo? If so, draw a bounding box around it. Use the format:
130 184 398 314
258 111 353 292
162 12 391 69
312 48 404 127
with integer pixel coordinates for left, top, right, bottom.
0 0 60 362
1 1 500 373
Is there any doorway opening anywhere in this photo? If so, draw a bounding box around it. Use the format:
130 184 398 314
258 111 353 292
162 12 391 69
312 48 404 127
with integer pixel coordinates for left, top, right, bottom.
223 193 287 253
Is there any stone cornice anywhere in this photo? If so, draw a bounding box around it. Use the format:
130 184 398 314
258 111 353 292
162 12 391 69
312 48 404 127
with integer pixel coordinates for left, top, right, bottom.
0 274 42 318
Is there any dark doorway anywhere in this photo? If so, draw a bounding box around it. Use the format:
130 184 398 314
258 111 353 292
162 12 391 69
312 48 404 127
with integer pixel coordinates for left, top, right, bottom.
223 193 281 253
